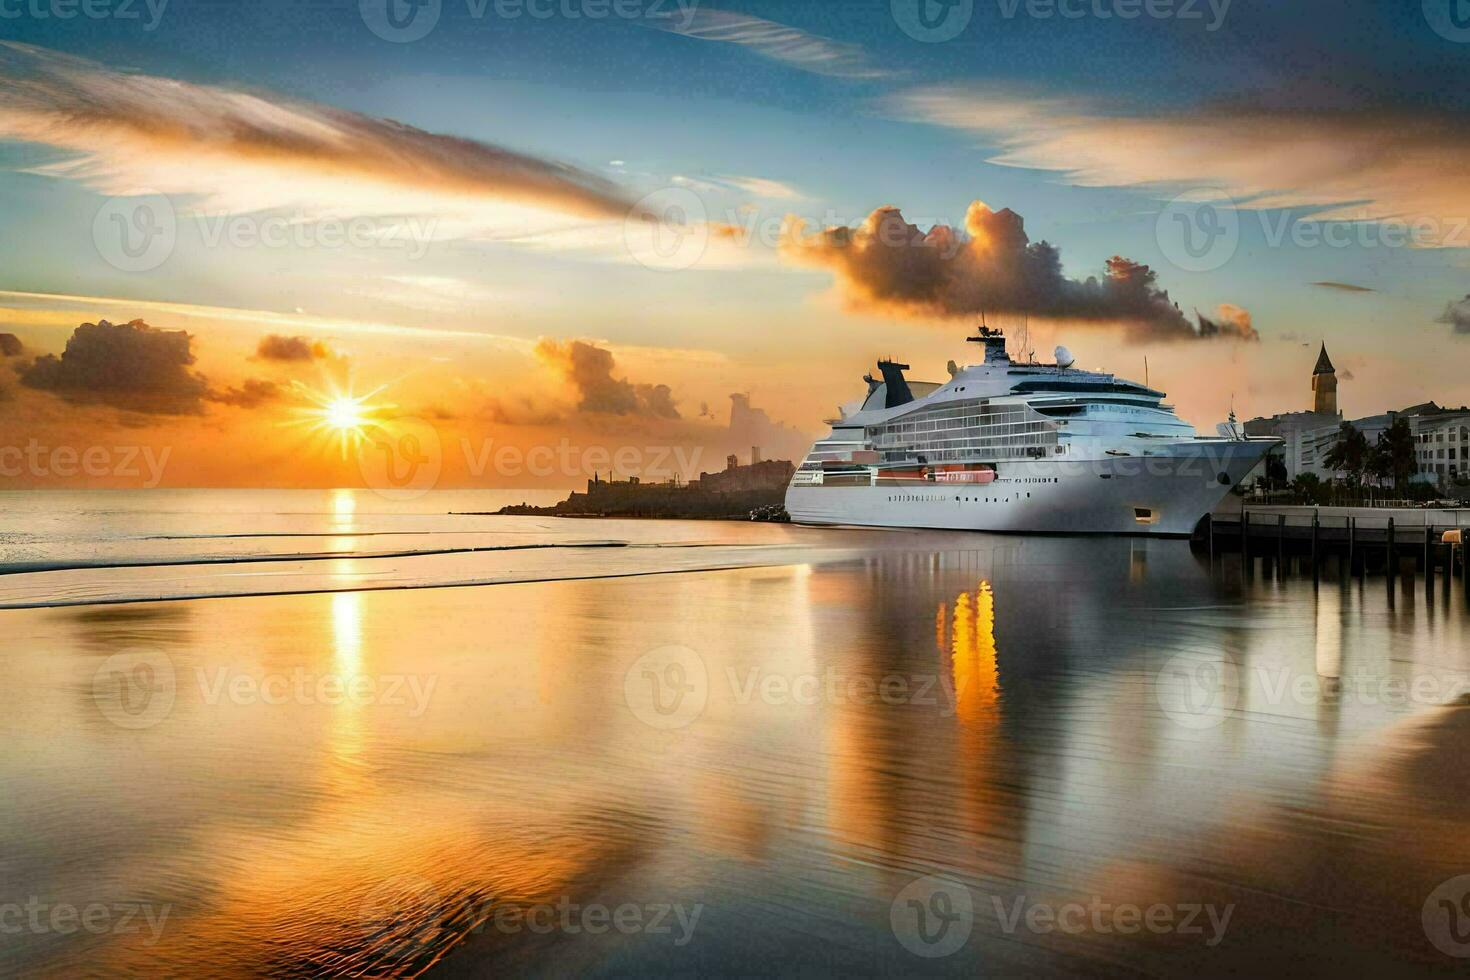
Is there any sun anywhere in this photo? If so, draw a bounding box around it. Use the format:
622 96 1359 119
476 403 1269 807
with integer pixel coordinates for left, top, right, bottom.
283 382 391 458
323 396 366 433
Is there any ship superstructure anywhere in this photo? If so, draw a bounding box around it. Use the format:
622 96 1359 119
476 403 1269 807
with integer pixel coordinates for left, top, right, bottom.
786 329 1275 535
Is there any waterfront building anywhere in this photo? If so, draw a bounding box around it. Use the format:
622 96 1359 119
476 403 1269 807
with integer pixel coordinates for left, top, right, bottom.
1244 343 1343 479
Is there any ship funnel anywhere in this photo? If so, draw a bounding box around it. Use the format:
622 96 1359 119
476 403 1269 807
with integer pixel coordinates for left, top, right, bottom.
876 359 914 408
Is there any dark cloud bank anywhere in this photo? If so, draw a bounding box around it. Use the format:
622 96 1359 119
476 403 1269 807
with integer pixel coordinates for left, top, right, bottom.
782 202 1256 341
20 319 278 414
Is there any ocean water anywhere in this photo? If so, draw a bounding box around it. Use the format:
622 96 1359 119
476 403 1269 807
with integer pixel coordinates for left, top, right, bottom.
2 490 1469 977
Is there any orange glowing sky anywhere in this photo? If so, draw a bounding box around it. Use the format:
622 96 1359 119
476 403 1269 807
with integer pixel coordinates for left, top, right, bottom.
2 7 1469 489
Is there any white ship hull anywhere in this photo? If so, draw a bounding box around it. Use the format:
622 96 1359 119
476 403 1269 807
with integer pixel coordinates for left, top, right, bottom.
786 443 1268 537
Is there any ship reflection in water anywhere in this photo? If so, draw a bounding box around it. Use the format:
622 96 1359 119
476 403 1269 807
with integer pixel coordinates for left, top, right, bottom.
3 523 1470 976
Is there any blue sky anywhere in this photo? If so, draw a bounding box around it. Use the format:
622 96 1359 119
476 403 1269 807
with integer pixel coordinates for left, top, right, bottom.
1 0 1468 485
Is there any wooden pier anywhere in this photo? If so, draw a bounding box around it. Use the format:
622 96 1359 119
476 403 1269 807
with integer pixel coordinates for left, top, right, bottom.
1205 505 1470 599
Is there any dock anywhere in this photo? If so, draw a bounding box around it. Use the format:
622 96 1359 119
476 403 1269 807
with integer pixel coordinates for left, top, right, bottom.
1205 504 1470 598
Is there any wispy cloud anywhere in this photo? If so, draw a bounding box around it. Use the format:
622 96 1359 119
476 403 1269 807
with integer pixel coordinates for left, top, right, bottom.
1310 281 1375 292
891 85 1470 245
715 174 804 200
0 42 634 235
650 9 892 80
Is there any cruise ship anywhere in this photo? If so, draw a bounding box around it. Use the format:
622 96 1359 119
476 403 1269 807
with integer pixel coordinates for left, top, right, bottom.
785 329 1276 536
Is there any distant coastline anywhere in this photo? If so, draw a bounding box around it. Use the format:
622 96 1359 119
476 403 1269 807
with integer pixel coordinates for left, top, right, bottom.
482 454 794 521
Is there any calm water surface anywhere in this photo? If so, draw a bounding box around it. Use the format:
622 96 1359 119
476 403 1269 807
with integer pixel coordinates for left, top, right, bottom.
2 491 1469 977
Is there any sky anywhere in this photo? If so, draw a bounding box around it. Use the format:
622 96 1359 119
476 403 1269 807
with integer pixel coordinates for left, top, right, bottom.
1 0 1468 488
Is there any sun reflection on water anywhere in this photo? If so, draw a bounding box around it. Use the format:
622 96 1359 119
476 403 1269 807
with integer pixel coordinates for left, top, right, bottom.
948 581 998 726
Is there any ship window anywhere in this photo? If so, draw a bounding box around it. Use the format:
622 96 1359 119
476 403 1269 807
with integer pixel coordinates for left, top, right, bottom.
1134 508 1157 524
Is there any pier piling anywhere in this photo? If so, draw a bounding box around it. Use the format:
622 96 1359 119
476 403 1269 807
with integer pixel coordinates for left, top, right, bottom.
1386 517 1396 590
1243 510 1252 579
1446 544 1454 602
1426 525 1436 598
1348 517 1356 576
1311 512 1320 585
1277 515 1286 574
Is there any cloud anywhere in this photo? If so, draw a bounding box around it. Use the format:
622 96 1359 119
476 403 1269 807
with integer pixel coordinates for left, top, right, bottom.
649 9 891 79
0 42 634 233
1437 295 1470 336
892 86 1470 245
533 339 682 418
1195 303 1259 341
255 334 330 362
1310 281 1375 292
716 174 804 201
208 378 280 409
20 319 211 414
781 201 1248 341
0 333 21 356
19 318 283 414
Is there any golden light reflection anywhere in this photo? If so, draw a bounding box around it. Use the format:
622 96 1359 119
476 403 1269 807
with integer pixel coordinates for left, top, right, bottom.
327 590 366 789
331 488 356 520
949 581 998 726
332 590 363 677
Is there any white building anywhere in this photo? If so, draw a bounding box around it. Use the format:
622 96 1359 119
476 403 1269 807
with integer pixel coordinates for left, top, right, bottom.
1407 404 1470 488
